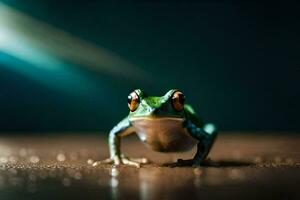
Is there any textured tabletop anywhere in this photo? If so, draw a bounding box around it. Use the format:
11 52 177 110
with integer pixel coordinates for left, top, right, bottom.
0 133 299 200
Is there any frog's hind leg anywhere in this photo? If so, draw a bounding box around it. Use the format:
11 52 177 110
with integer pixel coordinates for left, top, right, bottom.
178 123 218 167
194 123 218 164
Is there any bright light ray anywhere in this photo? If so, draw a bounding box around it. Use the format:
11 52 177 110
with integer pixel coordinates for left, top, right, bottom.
0 51 98 96
0 28 61 70
0 11 97 95
0 2 148 94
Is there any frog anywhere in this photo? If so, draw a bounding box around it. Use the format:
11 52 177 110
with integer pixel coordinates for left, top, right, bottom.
95 89 217 167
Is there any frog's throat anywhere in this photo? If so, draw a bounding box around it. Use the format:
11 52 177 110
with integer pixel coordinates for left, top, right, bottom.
129 116 196 152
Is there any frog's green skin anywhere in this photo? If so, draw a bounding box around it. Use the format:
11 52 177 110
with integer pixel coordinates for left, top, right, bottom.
99 89 217 167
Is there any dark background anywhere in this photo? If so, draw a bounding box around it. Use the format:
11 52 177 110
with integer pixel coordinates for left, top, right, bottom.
0 1 299 132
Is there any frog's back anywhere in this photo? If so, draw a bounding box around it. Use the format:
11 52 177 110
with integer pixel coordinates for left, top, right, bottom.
130 117 197 152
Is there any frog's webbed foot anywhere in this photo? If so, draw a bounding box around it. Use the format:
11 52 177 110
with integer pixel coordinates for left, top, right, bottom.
174 158 201 167
173 158 219 167
120 155 149 167
161 159 191 167
177 159 194 166
93 155 149 168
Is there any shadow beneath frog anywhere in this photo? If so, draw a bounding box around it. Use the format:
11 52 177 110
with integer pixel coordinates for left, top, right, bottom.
162 159 253 168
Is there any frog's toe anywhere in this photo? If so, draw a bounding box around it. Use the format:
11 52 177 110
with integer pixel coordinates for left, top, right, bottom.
128 157 149 164
177 159 194 166
93 156 148 167
120 156 150 167
121 158 141 168
163 159 195 167
175 158 206 167
92 158 114 166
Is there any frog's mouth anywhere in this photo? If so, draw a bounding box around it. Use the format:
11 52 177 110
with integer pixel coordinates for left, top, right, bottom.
130 116 184 121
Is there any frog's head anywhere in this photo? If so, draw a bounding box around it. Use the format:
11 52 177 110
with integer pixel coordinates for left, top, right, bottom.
127 89 186 120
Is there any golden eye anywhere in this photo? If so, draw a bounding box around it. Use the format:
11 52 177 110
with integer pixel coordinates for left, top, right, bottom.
127 91 140 112
171 91 185 111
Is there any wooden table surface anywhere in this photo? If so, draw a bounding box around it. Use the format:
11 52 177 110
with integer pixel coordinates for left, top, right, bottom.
0 132 299 200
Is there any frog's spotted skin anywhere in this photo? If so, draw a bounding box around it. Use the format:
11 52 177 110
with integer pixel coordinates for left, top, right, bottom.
96 89 218 167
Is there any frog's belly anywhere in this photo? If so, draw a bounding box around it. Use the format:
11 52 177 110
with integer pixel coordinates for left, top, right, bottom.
130 117 197 152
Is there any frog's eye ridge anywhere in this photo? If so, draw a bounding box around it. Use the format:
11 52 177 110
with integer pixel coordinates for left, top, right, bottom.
127 91 140 112
171 91 185 111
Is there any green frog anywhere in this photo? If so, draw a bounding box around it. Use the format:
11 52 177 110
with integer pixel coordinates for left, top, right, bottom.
96 89 217 167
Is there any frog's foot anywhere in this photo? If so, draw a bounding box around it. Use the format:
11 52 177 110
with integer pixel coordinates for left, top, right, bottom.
92 158 114 166
167 158 205 167
93 155 149 168
176 159 194 166
120 155 149 167
162 159 193 167
174 158 219 167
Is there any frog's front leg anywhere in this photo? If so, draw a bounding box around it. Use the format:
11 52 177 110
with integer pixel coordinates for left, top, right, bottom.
94 118 148 167
179 121 218 166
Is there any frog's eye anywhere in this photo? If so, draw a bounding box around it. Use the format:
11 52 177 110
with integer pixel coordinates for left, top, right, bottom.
127 91 140 112
171 91 185 111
